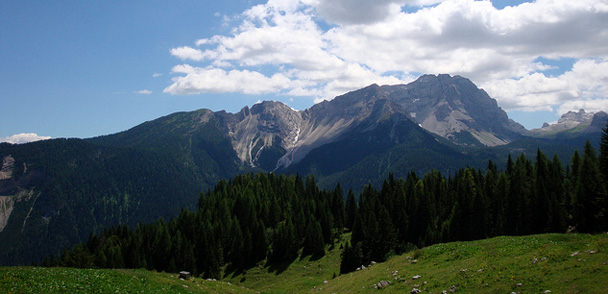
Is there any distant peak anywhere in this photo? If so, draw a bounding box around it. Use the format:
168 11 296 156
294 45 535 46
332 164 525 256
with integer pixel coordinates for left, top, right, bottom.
415 74 469 84
250 100 293 114
558 109 594 124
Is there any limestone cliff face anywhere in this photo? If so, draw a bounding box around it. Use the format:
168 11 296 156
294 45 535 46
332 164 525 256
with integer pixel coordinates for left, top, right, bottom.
217 74 530 169
381 74 528 146
219 101 303 170
0 155 38 234
218 85 405 170
531 109 607 137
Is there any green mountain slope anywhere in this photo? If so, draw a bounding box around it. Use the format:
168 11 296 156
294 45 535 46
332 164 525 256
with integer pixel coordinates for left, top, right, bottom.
287 110 476 190
0 139 202 265
0 267 255 294
3 233 606 293
317 233 608 293
88 109 246 181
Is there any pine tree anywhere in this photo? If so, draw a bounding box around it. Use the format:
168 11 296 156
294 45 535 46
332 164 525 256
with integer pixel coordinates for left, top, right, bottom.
340 242 363 274
492 173 509 236
573 141 603 232
303 217 325 257
345 189 357 230
270 219 299 263
331 183 345 235
600 122 608 228
600 121 608 187
533 149 551 233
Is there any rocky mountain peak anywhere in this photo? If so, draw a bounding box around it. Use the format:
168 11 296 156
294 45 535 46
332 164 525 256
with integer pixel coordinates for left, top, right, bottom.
532 109 607 137
307 84 385 120
381 74 525 146
225 101 302 168
557 109 594 124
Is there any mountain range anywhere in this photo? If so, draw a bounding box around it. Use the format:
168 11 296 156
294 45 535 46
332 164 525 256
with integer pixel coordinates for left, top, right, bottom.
0 74 605 265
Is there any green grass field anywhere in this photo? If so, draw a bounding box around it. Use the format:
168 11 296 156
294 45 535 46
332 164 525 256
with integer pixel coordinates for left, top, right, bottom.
2 233 607 293
315 233 608 294
0 267 255 294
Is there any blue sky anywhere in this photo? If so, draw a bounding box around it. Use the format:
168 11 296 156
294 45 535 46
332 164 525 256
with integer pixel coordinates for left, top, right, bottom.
2 0 607 143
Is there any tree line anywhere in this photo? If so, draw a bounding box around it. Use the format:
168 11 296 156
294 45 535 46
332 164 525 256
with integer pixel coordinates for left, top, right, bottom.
48 133 608 277
341 140 607 272
46 173 345 278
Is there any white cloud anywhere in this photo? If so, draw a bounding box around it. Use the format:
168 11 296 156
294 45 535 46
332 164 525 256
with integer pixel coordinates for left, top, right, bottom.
152 73 163 78
482 58 608 113
558 99 608 115
136 89 152 94
165 0 608 115
170 46 206 61
164 65 292 95
1 133 51 144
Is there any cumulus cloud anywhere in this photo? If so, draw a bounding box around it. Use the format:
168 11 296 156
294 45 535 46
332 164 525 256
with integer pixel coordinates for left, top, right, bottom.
170 46 206 61
164 65 292 95
165 0 608 115
482 58 608 113
1 133 51 144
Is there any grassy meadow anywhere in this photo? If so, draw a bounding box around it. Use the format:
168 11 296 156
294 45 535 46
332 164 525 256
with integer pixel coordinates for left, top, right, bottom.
2 233 607 293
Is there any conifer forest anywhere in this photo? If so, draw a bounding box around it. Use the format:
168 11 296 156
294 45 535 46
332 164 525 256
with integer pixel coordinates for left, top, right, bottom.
49 136 608 278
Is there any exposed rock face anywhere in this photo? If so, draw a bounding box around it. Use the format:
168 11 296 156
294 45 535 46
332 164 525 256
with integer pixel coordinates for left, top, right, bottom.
585 111 608 132
276 84 404 169
560 109 595 123
212 74 529 169
218 84 415 170
531 109 607 136
0 195 15 232
381 74 527 146
219 101 302 169
0 155 15 180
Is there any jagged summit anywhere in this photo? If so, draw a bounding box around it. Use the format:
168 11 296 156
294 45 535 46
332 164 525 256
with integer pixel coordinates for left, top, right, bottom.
96 74 575 171
380 74 527 146
531 109 607 137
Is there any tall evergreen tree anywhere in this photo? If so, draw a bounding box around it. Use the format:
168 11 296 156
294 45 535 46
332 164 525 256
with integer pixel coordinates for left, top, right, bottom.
573 141 604 232
600 121 608 187
303 217 325 257
533 149 551 233
345 189 358 230
600 122 608 228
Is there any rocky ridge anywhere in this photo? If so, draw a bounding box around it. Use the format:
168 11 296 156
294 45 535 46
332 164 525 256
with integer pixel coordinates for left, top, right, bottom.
531 109 608 137
216 74 528 170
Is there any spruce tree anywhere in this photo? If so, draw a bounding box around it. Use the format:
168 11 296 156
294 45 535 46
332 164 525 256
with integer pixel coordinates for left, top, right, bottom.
600 122 608 228
303 217 325 257
573 141 603 232
345 189 358 230
534 149 551 232
600 121 608 187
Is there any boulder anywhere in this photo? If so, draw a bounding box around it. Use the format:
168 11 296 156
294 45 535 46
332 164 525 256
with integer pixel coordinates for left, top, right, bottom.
376 280 391 289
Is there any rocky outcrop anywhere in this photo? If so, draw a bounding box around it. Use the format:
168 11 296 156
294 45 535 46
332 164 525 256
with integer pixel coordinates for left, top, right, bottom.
531 109 607 137
584 111 608 133
0 155 15 180
220 101 302 169
213 75 530 169
219 84 416 170
381 74 528 146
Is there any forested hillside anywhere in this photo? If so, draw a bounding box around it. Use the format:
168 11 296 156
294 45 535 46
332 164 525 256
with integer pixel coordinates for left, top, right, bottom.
51 138 608 278
0 139 203 265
